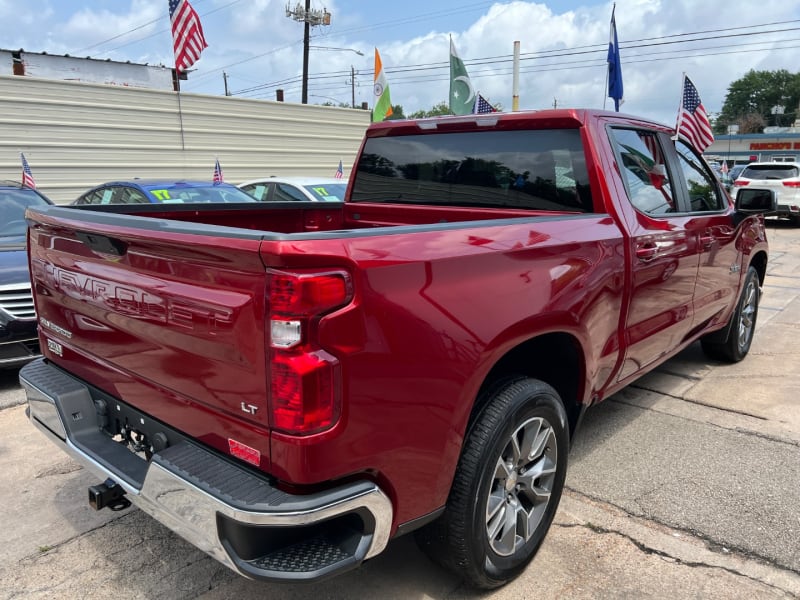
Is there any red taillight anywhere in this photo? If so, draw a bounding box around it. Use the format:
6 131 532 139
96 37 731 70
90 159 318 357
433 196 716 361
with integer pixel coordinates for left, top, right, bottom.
270 271 349 316
782 181 800 188
267 269 351 436
733 180 748 186
271 351 339 434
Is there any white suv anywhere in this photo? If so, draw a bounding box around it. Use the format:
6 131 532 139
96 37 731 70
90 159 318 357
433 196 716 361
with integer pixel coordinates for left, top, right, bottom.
733 162 800 224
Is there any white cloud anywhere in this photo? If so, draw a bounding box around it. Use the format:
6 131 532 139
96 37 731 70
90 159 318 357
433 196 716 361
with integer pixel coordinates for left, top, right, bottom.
1 0 797 125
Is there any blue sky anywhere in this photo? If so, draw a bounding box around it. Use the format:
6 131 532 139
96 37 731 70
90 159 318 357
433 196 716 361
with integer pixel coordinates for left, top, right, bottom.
1 0 799 125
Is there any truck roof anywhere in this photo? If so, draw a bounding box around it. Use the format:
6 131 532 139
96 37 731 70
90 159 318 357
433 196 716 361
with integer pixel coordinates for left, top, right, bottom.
366 108 674 137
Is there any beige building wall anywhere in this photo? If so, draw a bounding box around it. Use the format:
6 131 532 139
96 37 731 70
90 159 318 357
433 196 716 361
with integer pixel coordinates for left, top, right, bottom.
0 75 370 203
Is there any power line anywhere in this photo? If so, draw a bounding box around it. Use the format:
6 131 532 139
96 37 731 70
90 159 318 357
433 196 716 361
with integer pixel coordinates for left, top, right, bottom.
253 40 800 105
183 0 498 87
73 0 243 58
230 23 799 98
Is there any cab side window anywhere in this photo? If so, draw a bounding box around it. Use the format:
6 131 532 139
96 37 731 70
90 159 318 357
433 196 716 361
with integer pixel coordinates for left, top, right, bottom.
674 141 726 212
77 189 109 205
274 183 306 202
115 187 149 204
241 184 268 201
610 128 676 216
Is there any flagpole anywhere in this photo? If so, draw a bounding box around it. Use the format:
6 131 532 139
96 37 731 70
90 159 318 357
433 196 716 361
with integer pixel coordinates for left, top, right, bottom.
169 0 207 152
672 72 686 141
176 74 186 151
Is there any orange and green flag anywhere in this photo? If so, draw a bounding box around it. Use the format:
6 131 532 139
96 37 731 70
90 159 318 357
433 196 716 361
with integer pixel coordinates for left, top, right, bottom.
372 48 393 123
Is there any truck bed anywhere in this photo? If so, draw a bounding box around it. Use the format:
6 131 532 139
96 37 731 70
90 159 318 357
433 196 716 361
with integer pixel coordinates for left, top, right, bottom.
65 200 584 234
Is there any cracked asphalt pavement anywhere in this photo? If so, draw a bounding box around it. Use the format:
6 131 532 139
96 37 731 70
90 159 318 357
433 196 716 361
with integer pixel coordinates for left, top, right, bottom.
2 222 800 599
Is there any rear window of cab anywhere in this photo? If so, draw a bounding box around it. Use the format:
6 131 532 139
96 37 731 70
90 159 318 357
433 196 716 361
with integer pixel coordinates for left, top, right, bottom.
351 129 593 213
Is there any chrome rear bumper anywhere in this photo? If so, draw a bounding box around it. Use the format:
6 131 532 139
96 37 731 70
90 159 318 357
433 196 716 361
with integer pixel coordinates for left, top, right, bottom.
20 358 393 583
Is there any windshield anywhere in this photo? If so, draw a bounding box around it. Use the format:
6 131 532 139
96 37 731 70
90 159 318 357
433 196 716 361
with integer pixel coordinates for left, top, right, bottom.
302 183 347 201
146 185 257 203
0 188 50 236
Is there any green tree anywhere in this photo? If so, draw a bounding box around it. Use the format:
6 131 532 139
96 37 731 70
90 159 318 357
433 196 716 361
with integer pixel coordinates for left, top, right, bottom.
409 101 453 118
386 104 406 120
716 69 800 134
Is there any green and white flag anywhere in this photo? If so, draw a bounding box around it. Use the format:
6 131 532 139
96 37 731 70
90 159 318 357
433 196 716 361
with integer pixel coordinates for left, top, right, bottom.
372 48 393 123
449 37 475 115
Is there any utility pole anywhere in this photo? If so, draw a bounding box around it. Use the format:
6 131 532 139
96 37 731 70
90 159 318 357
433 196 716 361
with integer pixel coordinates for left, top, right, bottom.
301 0 310 104
350 66 356 107
285 2 331 104
223 71 230 96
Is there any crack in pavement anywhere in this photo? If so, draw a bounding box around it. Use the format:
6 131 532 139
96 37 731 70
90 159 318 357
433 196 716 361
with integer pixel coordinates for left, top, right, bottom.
563 487 800 578
12 509 133 566
553 520 796 597
609 395 800 449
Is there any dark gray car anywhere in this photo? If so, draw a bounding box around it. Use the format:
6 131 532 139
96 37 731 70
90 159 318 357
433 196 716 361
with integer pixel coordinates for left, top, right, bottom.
0 182 52 368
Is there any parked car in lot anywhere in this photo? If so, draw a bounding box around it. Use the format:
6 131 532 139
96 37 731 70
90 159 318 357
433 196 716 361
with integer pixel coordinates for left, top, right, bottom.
238 177 347 202
0 181 52 368
73 180 257 205
720 164 748 193
733 162 800 223
729 164 747 182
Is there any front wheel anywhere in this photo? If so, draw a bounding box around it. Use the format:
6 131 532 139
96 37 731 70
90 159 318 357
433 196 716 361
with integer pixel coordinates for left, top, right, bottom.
416 377 569 589
701 265 760 362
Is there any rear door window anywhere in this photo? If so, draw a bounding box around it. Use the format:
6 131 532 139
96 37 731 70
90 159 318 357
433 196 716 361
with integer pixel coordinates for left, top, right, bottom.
674 140 726 212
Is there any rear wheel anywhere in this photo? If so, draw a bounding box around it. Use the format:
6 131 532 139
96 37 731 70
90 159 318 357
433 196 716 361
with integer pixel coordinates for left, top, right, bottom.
416 377 569 589
701 265 760 362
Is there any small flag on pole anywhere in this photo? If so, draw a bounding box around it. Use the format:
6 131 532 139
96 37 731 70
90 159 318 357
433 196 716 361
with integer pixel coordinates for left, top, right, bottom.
21 153 36 188
675 75 714 152
213 158 223 183
473 93 497 114
169 0 208 72
607 4 623 112
334 159 344 179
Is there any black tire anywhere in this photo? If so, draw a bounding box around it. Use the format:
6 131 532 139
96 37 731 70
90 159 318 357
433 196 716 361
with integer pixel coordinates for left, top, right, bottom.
701 265 760 362
415 377 569 589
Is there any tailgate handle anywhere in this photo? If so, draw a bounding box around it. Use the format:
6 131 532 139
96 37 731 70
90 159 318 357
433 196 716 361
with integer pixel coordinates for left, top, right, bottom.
76 232 128 256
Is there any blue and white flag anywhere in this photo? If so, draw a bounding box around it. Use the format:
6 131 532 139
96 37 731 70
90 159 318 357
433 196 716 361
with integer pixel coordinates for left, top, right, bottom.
607 4 623 112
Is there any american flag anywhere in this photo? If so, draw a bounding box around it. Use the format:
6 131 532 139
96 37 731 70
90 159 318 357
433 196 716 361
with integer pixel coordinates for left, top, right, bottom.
334 159 344 179
169 0 207 73
676 75 714 152
640 133 662 166
21 153 36 188
473 93 497 114
213 158 223 184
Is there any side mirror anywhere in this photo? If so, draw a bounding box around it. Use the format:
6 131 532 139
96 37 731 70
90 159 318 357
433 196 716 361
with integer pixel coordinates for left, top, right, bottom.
735 188 777 214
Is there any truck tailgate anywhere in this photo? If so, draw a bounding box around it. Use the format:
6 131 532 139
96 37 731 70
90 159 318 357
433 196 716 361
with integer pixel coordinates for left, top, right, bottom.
27 208 272 467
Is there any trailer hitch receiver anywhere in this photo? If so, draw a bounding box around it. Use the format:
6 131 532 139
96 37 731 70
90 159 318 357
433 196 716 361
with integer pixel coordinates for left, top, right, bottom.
88 478 131 511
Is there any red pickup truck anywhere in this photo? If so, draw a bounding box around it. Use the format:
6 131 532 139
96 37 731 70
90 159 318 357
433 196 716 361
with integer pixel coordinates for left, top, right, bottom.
21 109 773 589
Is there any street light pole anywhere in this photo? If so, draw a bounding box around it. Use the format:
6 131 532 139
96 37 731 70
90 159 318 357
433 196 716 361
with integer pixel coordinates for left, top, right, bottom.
307 46 364 108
